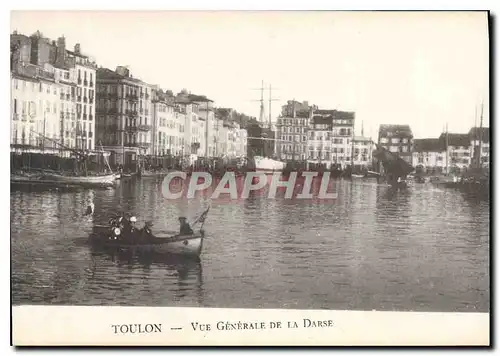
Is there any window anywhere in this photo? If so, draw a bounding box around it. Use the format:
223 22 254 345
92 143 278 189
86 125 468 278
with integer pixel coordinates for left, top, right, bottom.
380 137 388 144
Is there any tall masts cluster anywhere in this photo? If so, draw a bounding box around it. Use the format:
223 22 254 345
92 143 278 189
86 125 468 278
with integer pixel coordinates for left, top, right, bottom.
252 80 279 128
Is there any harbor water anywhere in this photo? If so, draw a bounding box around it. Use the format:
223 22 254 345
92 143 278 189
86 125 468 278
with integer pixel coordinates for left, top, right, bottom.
11 177 489 312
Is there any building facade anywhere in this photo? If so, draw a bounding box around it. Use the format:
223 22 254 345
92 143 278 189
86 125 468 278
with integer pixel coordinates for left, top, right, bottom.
378 124 413 164
438 133 471 173
96 66 154 167
307 114 332 165
352 136 373 170
10 31 97 154
412 138 445 173
276 100 312 161
469 127 490 168
321 110 355 168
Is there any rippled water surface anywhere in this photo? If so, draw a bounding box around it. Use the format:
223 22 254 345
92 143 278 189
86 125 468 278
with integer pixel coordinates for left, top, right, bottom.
11 177 489 312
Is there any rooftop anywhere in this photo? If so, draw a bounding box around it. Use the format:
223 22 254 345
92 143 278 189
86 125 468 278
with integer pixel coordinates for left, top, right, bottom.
438 133 470 147
378 124 413 138
96 67 147 85
413 138 443 152
468 127 490 143
353 136 372 142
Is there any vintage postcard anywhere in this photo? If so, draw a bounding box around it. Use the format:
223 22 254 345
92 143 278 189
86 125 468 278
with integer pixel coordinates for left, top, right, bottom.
9 10 490 346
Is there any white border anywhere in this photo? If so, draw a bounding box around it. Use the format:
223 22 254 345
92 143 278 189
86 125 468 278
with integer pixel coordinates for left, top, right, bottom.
4 2 496 353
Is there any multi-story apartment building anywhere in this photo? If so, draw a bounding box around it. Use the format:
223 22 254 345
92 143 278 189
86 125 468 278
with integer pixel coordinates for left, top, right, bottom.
11 31 97 153
96 66 154 167
412 138 445 173
438 133 471 172
352 136 373 170
66 42 97 151
151 88 186 157
11 64 59 152
324 110 354 168
307 114 332 166
469 127 490 168
276 100 312 161
378 124 413 164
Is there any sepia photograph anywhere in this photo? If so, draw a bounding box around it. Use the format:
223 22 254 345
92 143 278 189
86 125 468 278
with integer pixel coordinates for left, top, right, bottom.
9 9 490 346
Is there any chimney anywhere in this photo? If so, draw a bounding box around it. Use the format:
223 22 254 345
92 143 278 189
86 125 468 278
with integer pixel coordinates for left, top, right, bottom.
115 66 130 77
55 36 66 68
74 43 81 54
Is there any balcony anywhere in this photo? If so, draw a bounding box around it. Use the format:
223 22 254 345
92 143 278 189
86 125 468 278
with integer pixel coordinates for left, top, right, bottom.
83 96 88 103
125 124 139 132
126 109 138 117
78 78 82 85
60 112 65 119
12 113 19 121
65 112 70 119
84 80 88 86
89 114 93 121
66 94 70 101
71 113 76 120
126 94 139 101
140 92 144 99
107 93 118 99
145 94 150 100
60 93 65 100
77 96 82 102
139 108 144 114
83 113 88 120
90 81 94 87
107 108 118 114
129 142 151 148
89 97 94 104
138 124 152 131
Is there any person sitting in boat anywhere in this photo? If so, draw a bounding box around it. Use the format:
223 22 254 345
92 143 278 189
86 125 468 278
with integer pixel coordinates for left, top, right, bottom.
178 217 194 235
129 216 138 233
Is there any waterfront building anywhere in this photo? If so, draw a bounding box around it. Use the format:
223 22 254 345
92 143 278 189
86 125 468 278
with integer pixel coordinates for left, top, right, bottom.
412 138 445 174
10 31 97 154
438 133 471 173
11 64 61 154
65 42 97 151
352 136 373 170
469 127 490 168
321 110 355 168
151 88 184 157
214 108 248 158
377 124 413 164
307 114 332 167
95 66 154 167
276 100 312 161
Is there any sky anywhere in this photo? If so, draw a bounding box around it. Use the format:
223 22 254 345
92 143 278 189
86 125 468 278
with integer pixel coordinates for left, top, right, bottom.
10 11 489 140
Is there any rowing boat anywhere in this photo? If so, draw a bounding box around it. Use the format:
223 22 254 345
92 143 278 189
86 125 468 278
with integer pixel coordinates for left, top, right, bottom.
89 225 205 257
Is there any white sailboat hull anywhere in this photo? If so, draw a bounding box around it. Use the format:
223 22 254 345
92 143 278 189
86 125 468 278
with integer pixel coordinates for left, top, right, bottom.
253 156 286 173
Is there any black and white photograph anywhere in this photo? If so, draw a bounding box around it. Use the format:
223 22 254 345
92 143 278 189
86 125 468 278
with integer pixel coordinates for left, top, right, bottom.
9 10 490 346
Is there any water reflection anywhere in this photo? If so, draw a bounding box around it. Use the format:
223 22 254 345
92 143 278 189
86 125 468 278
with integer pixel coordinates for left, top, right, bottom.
11 178 489 312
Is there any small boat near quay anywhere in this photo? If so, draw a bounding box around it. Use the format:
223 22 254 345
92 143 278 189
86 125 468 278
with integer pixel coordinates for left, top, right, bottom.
89 227 205 258
42 172 118 185
89 208 210 258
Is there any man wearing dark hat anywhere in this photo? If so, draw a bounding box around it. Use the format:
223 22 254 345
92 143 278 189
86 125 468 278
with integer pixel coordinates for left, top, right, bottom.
179 217 194 235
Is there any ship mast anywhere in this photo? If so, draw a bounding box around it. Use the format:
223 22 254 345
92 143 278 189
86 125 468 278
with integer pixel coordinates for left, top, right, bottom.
478 102 484 169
